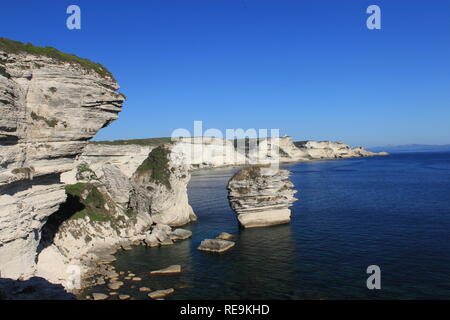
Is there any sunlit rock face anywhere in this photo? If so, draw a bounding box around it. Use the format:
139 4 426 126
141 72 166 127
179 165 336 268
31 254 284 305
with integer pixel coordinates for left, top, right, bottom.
0 46 124 279
294 141 382 159
169 136 311 169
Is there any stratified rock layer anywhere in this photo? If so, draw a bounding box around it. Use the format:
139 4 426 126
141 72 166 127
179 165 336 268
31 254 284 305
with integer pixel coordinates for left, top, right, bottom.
0 43 124 279
227 166 297 228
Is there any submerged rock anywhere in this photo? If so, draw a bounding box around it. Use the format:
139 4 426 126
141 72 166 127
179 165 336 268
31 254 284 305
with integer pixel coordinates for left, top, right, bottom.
197 239 235 253
150 265 181 275
227 166 297 228
148 288 174 299
216 232 235 240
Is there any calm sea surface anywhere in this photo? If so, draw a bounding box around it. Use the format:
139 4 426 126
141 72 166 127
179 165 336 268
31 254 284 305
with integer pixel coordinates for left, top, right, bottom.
86 152 450 299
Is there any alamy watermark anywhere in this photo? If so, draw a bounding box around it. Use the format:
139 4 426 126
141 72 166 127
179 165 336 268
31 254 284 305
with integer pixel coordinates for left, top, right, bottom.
366 265 381 290
66 5 81 30
170 121 282 174
65 5 381 31
367 5 381 30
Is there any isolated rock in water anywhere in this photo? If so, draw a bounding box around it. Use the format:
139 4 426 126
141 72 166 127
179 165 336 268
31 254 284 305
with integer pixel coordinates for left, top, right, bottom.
92 293 109 300
148 288 175 299
150 265 181 274
170 228 192 241
197 239 235 253
119 294 130 300
227 166 297 228
139 287 151 292
216 232 235 240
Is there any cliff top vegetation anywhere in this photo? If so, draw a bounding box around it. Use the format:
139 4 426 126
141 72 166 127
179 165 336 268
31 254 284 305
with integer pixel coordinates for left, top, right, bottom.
91 137 173 147
0 37 113 79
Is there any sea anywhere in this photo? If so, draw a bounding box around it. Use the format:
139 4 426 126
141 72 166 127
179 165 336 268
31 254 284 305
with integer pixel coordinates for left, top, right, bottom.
84 152 450 299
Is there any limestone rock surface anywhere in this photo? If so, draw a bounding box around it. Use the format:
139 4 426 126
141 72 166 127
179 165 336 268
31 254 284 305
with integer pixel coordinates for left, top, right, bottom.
0 43 124 279
227 166 298 228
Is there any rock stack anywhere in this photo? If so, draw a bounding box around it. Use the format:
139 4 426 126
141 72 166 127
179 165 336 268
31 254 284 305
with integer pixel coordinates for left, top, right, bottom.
227 166 297 228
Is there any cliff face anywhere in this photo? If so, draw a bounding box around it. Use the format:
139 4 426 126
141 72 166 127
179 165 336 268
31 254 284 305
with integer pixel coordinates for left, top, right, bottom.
0 42 124 279
294 141 384 159
227 166 297 228
61 143 196 228
42 144 196 282
170 136 311 169
130 146 197 226
170 136 384 169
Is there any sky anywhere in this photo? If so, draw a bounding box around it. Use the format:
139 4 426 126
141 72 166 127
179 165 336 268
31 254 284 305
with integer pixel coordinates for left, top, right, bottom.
1 0 449 147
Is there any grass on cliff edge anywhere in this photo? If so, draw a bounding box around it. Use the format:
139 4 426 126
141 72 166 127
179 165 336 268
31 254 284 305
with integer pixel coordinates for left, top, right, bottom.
231 164 272 181
90 137 173 147
0 37 113 79
135 145 172 189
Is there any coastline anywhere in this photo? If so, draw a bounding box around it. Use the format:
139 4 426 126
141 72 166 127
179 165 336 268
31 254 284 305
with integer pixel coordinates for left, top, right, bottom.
73 150 389 298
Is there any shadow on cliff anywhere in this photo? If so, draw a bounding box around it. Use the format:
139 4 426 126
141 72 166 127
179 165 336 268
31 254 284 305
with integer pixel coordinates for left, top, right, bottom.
0 277 76 300
37 193 85 253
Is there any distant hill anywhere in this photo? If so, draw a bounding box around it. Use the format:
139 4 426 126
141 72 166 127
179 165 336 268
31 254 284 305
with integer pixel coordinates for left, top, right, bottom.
369 144 450 153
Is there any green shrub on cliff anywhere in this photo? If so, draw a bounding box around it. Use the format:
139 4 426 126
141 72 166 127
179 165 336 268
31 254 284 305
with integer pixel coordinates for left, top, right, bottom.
65 183 112 221
232 165 263 181
136 146 172 189
0 37 113 79
76 163 98 181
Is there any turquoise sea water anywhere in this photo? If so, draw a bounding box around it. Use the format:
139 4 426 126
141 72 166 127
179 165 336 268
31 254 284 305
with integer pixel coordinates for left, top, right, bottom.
87 152 450 299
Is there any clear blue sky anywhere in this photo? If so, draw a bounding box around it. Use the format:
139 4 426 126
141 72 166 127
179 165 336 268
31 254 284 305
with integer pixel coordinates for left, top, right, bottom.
1 0 449 147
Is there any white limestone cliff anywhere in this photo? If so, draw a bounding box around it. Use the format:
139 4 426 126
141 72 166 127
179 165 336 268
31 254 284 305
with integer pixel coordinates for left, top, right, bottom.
294 140 385 159
0 40 124 280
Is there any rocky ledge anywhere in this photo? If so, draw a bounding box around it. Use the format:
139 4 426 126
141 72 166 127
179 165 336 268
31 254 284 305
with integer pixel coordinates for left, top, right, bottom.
227 166 298 228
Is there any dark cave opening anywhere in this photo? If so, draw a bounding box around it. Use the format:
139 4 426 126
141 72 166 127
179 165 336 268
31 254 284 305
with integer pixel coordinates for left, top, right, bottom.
37 193 85 254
